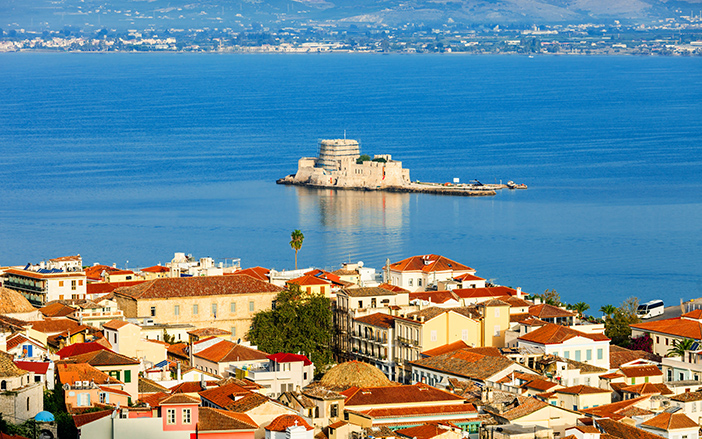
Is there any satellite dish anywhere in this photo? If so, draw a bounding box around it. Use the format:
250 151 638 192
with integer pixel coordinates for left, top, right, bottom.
357 261 364 267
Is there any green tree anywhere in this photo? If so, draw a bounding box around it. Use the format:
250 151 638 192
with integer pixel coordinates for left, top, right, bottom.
541 289 561 306
290 229 304 270
44 386 79 439
356 154 371 164
571 302 590 317
667 338 696 358
600 304 617 318
605 297 641 347
247 285 333 372
163 328 175 344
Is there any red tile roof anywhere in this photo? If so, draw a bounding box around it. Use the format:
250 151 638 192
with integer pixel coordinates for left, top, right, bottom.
86 281 146 295
99 386 132 397
422 340 470 357
631 317 702 340
194 340 268 363
620 365 662 377
72 410 113 428
160 394 201 405
354 313 395 329
523 379 559 392
140 265 171 273
388 255 474 273
529 304 577 319
342 383 465 407
452 286 517 299
621 383 672 396
56 363 122 386
102 319 132 330
580 395 651 419
60 349 140 366
454 273 485 282
225 267 271 282
609 345 661 369
268 353 312 366
497 397 548 421
354 403 477 419
187 328 231 337
596 418 665 439
139 391 170 407
169 381 218 394
114 274 282 299
287 274 332 287
554 385 610 395
14 361 50 374
396 423 456 439
265 414 313 431
198 407 258 431
410 291 459 304
378 283 409 293
641 412 698 430
30 318 89 336
167 342 189 359
518 323 609 345
6 334 42 352
56 342 110 359
39 302 76 318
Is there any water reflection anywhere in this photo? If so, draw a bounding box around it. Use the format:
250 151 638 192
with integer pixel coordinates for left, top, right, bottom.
295 187 410 264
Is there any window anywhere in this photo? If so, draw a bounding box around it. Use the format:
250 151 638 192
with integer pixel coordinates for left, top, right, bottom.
231 327 236 338
124 370 131 383
430 331 437 342
461 329 469 341
193 304 199 315
182 408 191 424
331 404 339 418
79 280 84 286
666 338 669 346
174 305 180 316
657 336 660 343
358 300 363 308
586 350 592 361
100 392 108 404
59 281 64 287
371 298 377 308
597 348 603 360
249 301 254 312
418 279 422 287
494 325 501 337
495 308 500 318
230 302 236 313
71 280 77 290
150 306 156 317
409 279 413 287
212 303 217 316
564 351 570 359
575 350 581 362
167 409 176 424
26 397 29 411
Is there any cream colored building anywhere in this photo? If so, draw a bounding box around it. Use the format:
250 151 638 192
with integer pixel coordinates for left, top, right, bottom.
113 275 282 337
385 255 476 293
102 319 167 369
4 268 87 305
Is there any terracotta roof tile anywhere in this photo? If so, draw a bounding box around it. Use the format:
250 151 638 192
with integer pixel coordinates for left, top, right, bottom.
194 340 268 363
609 345 661 369
670 391 702 402
138 377 169 394
422 341 470 357
377 283 409 293
411 348 516 381
114 275 282 300
102 319 131 330
343 383 465 407
59 348 140 366
554 385 610 395
621 383 672 396
72 410 112 428
396 423 457 439
56 342 109 359
199 383 259 410
596 418 665 439
160 394 201 405
518 323 609 344
631 318 702 340
641 412 698 430
30 318 89 336
498 397 548 421
354 313 395 329
388 255 474 273
226 267 270 282
56 363 122 385
681 309 702 320
187 327 231 337
265 414 313 431
0 352 26 378
198 407 258 431
410 291 459 304
140 265 171 273
14 361 49 375
354 403 477 419
340 287 398 297
529 304 576 319
39 302 76 318
452 286 517 300
580 395 651 418
620 365 662 377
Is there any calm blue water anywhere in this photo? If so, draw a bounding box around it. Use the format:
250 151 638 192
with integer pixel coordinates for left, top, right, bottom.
1 53 701 311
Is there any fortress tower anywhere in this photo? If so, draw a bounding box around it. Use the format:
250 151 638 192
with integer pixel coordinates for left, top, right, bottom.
315 139 360 171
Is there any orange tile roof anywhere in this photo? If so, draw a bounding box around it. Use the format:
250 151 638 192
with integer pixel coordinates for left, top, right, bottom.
167 342 189 359
114 274 282 299
98 385 131 397
86 281 146 295
580 395 651 418
56 363 122 385
410 291 459 304
6 334 42 352
30 318 89 335
304 269 352 286
529 304 576 319
160 394 200 405
388 255 474 273
140 265 171 273
422 340 470 357
194 340 268 363
621 383 672 396
452 286 517 299
498 397 548 421
354 313 395 329
198 407 258 431
671 391 702 402
609 345 661 369
102 319 131 330
641 412 698 431
139 391 170 407
354 403 477 419
60 349 140 366
518 323 609 345
596 418 665 439
39 302 76 318
682 309 702 320
454 273 485 282
225 267 270 282
620 365 662 377
377 283 409 293
169 381 218 394
5 268 83 279
265 414 313 432
554 385 610 395
187 327 231 337
72 410 112 428
631 318 702 340
396 423 456 439
198 383 257 409
523 379 559 392
287 274 332 287
342 383 465 407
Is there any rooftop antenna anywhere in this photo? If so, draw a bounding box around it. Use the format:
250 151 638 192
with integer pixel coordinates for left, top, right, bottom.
344 130 346 140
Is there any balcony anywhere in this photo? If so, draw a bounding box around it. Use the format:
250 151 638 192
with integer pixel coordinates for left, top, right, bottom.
397 336 418 347
233 364 292 381
4 280 45 293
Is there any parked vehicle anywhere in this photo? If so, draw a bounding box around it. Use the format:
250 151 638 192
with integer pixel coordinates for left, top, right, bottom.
637 300 664 319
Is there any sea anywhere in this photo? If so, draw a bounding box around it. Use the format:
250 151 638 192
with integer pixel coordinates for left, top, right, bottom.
1 53 701 311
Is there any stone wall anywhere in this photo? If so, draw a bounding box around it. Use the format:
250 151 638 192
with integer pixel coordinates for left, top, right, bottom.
0 382 43 424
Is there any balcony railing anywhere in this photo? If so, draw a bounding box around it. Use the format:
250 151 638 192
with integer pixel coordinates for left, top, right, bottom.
397 336 418 347
4 280 45 293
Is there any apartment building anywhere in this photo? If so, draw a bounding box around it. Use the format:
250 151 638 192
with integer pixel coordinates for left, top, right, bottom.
3 268 87 305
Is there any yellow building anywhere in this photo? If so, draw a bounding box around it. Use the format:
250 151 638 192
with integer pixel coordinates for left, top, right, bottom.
286 274 332 298
113 275 282 338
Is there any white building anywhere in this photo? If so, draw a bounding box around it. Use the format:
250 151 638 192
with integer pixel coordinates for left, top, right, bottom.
517 323 610 370
229 353 314 398
384 254 476 292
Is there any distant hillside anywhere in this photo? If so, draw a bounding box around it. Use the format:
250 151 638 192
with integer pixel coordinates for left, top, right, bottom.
1 0 700 30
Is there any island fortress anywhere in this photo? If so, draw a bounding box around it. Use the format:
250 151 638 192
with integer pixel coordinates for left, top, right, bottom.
278 138 524 195
288 139 411 189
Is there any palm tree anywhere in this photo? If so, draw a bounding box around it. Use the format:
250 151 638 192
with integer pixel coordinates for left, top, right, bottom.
600 304 617 319
667 338 696 359
571 302 590 317
290 229 304 270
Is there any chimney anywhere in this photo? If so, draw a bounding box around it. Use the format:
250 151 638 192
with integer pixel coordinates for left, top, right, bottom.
516 287 522 299
420 316 425 323
177 362 182 381
200 371 206 390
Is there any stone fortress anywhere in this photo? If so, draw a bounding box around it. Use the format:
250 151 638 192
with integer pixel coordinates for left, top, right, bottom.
283 139 411 189
278 138 519 196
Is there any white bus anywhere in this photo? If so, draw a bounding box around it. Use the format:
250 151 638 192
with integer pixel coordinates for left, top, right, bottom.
637 300 664 319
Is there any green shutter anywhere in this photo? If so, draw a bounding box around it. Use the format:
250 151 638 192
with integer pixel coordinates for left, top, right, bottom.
125 370 131 383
